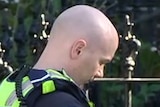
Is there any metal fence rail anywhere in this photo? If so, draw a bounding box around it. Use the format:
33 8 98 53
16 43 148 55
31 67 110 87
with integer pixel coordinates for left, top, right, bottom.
94 78 160 83
94 77 160 107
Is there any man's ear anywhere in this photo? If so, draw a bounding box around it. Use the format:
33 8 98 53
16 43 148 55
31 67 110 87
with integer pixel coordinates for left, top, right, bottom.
70 39 87 59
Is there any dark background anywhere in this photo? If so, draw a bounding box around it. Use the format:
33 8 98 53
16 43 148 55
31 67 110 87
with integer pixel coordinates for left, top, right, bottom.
0 0 160 107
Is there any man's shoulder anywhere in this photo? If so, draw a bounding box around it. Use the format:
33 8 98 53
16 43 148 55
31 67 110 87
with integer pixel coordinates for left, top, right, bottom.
34 91 83 107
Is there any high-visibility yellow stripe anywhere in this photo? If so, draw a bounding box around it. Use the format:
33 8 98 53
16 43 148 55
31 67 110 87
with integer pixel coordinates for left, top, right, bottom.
46 69 74 82
88 101 95 107
0 77 15 106
42 80 56 94
5 76 34 107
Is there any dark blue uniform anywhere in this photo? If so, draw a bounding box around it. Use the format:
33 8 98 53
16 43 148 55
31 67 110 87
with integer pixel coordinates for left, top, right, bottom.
25 69 91 107
34 91 85 107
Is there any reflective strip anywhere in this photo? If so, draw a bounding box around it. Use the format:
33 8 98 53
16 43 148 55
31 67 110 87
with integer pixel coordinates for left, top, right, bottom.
6 77 33 106
31 74 50 83
6 89 17 106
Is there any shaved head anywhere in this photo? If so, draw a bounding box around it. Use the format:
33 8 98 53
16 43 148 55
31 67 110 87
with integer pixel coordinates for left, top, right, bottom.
49 5 117 46
34 5 119 85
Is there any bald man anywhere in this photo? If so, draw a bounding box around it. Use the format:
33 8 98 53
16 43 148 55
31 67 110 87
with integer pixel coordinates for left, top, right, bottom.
0 5 119 107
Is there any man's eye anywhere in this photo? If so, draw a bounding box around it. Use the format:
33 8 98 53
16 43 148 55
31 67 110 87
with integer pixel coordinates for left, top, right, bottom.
100 61 105 66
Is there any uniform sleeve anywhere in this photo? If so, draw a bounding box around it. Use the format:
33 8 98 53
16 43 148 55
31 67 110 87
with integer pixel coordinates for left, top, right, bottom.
34 91 84 107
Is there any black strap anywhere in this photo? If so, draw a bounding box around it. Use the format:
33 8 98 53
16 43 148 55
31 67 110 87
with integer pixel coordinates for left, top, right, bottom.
15 65 31 107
